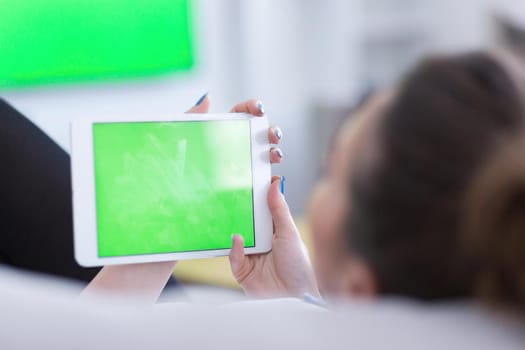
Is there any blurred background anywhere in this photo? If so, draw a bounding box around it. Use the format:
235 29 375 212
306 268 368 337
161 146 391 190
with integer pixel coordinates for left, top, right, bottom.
2 0 525 215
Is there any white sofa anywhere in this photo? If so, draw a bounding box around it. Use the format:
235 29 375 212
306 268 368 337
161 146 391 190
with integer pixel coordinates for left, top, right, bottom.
0 267 523 350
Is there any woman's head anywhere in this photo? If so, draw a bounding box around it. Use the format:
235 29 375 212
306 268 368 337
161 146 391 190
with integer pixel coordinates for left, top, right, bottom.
310 51 525 308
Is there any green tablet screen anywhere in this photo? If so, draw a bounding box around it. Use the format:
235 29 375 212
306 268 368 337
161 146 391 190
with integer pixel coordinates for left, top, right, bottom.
92 120 255 257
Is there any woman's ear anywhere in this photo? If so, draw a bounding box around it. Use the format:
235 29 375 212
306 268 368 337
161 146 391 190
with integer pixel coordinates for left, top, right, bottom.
340 258 378 298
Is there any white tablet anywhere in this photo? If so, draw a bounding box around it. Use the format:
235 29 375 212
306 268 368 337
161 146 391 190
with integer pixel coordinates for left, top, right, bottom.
71 113 272 267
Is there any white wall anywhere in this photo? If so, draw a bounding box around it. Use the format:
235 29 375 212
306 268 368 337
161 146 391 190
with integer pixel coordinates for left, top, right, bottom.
3 0 525 213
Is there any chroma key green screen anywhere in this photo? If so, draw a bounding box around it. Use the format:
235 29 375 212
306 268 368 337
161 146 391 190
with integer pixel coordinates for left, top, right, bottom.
0 0 194 88
92 120 256 257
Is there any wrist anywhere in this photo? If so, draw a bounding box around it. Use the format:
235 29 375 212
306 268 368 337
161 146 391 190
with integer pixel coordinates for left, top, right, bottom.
81 261 177 303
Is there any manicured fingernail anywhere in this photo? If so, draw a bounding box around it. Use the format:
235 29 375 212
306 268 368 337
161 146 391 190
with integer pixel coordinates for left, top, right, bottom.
280 176 286 194
257 101 265 114
195 92 208 106
274 127 282 140
275 148 283 158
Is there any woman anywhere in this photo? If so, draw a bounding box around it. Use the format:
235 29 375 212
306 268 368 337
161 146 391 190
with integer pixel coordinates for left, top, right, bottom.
7 49 525 312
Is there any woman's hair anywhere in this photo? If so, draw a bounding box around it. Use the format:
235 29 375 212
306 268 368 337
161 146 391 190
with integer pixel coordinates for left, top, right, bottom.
346 51 525 307
463 136 525 309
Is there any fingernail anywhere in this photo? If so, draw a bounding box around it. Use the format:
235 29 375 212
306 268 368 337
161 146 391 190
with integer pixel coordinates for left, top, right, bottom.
280 176 286 194
274 127 282 140
231 234 235 241
195 92 208 106
257 101 265 114
275 148 283 158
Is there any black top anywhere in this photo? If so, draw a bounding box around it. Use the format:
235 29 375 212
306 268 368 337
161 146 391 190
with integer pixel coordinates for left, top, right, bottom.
0 98 100 282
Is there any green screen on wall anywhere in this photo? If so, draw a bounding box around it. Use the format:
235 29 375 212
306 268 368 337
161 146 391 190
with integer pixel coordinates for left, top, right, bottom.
0 0 194 88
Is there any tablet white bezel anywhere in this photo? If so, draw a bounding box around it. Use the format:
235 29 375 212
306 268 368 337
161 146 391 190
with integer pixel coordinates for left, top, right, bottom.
71 113 272 267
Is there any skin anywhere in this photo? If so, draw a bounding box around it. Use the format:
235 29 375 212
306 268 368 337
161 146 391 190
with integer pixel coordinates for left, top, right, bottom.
84 92 392 302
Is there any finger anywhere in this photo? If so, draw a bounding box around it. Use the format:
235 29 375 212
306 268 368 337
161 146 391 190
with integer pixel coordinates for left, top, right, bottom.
230 99 264 116
229 234 246 277
270 175 280 232
268 126 282 144
270 147 283 164
186 93 210 113
268 177 297 238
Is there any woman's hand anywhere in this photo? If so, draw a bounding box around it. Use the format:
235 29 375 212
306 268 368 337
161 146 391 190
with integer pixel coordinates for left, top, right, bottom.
193 94 284 162
82 94 283 303
229 177 320 299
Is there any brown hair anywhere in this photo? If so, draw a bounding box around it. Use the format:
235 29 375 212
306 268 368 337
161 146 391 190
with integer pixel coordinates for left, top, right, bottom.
346 51 525 304
463 137 525 310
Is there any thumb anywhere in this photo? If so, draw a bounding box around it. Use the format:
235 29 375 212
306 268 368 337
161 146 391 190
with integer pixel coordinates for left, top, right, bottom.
268 177 297 238
229 234 248 280
186 93 210 113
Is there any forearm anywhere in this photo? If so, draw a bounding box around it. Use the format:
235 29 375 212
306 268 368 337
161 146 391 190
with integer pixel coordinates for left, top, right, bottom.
80 261 177 303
